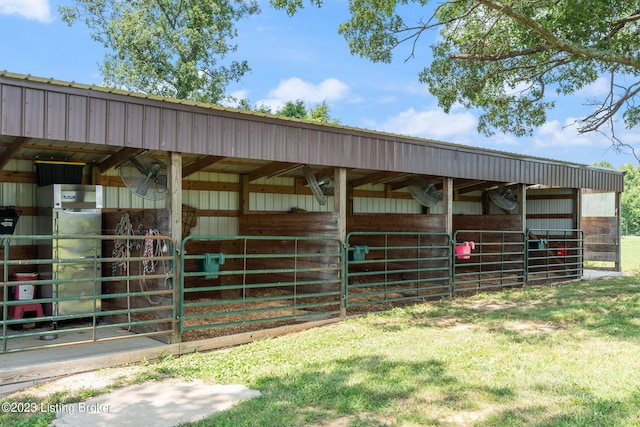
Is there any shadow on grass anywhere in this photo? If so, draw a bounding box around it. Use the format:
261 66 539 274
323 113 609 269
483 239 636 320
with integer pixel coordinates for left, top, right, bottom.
406 277 640 342
180 355 513 427
477 385 640 427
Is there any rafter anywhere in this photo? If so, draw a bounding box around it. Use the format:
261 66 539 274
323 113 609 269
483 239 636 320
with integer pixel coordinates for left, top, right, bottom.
0 137 31 169
97 147 144 173
247 162 301 182
182 155 226 178
350 171 409 188
389 174 441 191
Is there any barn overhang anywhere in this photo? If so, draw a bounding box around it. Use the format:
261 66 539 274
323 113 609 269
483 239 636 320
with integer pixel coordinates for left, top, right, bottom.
0 71 624 193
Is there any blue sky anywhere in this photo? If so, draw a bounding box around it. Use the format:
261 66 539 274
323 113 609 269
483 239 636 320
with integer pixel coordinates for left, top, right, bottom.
0 0 637 168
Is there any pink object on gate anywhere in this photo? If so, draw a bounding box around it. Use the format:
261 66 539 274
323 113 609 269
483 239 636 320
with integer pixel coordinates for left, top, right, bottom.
455 241 475 260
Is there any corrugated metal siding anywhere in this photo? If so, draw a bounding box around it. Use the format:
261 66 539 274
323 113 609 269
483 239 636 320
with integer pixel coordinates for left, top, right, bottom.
526 187 575 231
453 202 483 215
353 184 422 214
453 191 483 215
354 197 420 214
0 74 625 192
582 192 616 216
527 218 574 230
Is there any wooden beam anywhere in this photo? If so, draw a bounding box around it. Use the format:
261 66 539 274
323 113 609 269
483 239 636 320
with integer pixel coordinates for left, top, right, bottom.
518 183 527 233
389 175 441 191
247 162 300 182
0 137 31 169
97 147 143 173
240 175 250 214
168 152 182 344
182 156 226 178
527 193 574 200
615 191 621 272
455 180 492 194
334 167 347 317
443 177 453 235
0 171 36 184
389 177 414 191
350 171 403 188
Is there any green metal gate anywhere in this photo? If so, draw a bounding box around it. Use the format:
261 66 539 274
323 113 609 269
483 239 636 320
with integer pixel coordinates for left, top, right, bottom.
345 232 452 309
1 234 177 353
526 229 584 285
180 235 343 337
453 230 527 293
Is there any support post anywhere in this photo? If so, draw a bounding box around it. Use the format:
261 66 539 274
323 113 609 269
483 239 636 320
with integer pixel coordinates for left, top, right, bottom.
240 174 250 215
615 191 622 272
519 184 527 234
334 167 347 316
443 177 453 235
168 152 182 344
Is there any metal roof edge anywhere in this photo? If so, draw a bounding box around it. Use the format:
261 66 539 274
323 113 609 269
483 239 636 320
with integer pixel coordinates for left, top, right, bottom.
0 70 625 177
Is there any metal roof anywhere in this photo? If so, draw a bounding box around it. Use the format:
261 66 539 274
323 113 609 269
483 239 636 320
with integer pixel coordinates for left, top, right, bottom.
0 70 624 192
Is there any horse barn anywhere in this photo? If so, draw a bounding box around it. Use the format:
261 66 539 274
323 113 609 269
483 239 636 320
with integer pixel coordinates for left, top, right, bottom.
0 71 624 356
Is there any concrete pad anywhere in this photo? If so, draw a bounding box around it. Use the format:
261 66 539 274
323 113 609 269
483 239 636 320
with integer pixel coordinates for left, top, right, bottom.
51 378 260 427
582 269 623 281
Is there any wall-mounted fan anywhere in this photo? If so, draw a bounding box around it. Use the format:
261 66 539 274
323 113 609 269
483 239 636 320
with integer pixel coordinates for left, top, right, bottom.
408 178 443 208
118 155 168 200
303 165 333 205
488 186 518 211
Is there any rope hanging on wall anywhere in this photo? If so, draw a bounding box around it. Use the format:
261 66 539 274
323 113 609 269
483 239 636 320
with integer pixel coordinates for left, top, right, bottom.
112 213 134 275
140 228 169 305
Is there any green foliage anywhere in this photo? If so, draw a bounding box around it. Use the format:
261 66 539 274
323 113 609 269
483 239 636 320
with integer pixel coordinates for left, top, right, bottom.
277 100 308 119
60 0 260 104
620 163 640 234
272 0 640 139
239 98 339 123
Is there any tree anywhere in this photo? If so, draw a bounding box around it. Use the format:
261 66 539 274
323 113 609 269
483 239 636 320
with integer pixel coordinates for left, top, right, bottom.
60 0 260 104
277 100 308 119
238 99 339 123
272 0 640 159
620 163 640 234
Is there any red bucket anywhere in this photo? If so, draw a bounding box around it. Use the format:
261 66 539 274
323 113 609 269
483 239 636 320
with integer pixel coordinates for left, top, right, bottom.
455 241 475 260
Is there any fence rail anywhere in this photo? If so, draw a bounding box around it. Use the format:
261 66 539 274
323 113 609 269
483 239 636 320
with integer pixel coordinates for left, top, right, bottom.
453 230 527 293
0 234 176 353
180 235 343 336
0 229 586 353
526 229 584 285
345 232 452 309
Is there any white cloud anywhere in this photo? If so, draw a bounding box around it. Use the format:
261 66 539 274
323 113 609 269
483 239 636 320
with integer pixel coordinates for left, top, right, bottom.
221 89 250 108
0 0 53 23
257 77 351 111
532 119 608 148
574 76 611 97
374 107 477 140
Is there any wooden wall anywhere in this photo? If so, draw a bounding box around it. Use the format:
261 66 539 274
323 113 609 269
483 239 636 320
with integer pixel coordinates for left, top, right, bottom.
184 212 341 299
582 216 620 265
347 213 446 233
346 214 449 289
453 215 525 274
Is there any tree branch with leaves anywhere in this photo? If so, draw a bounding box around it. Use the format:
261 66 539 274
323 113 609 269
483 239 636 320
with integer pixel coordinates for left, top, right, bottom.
60 0 260 104
273 0 640 160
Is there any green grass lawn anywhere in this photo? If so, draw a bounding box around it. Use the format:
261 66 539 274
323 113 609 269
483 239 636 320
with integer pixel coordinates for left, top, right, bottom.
585 235 640 272
621 235 640 272
4 277 640 427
